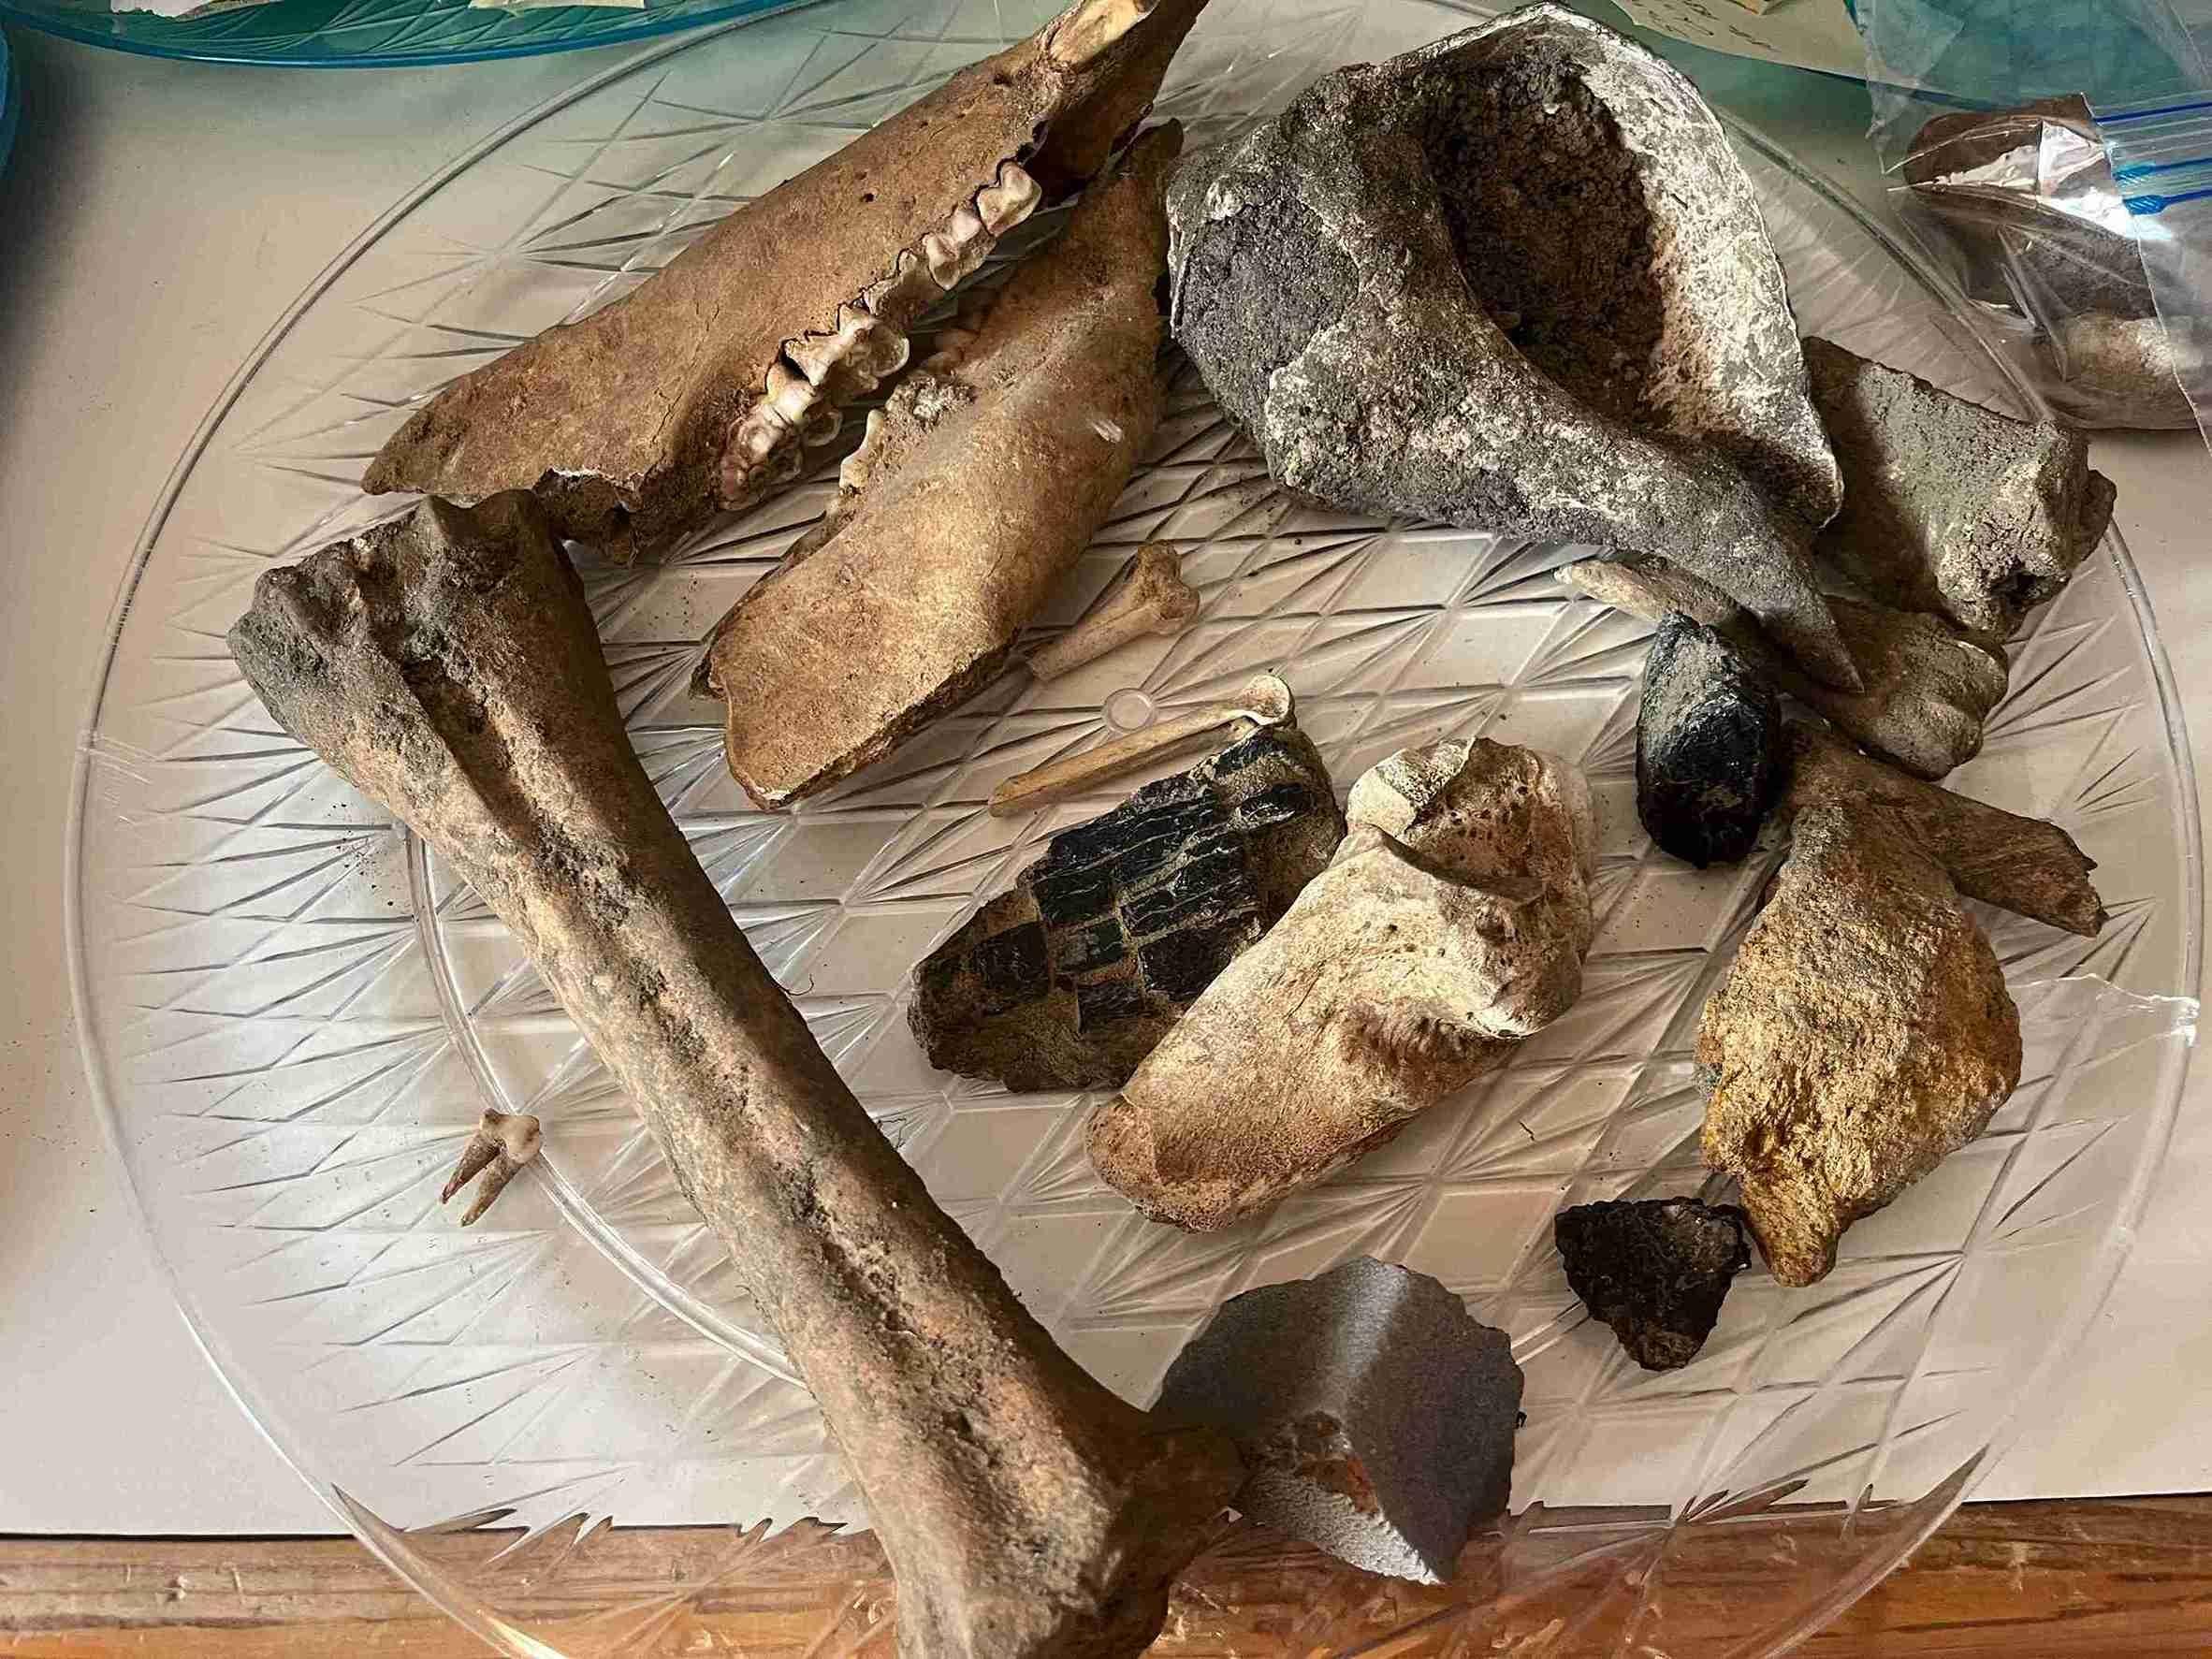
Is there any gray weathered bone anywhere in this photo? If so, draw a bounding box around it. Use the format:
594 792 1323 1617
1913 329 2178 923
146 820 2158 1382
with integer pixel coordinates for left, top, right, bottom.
1560 554 2009 780
1804 337 2117 638
1167 2 1860 690
362 0 1208 562
1156 1257 1522 1583
226 493 1243 1659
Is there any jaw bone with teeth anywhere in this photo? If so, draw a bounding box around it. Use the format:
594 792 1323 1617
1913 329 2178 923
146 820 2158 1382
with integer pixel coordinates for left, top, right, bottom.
362 0 1207 564
695 124 1183 811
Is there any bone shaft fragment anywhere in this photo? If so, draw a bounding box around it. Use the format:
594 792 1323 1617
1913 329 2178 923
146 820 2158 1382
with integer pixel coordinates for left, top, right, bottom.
228 498 1237 1659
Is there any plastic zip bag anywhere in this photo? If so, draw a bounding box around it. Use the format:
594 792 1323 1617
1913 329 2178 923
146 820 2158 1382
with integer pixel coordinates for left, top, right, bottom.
1860 0 2212 442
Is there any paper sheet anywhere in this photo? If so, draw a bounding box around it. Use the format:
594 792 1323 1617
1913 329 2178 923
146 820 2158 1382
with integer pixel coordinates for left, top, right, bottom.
1616 0 1867 79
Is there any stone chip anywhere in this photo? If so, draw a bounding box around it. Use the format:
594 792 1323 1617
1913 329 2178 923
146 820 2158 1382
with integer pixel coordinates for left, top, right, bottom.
1156 1257 1523 1583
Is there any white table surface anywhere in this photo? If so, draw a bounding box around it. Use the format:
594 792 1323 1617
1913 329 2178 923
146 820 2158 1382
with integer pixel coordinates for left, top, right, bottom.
0 10 2205 1535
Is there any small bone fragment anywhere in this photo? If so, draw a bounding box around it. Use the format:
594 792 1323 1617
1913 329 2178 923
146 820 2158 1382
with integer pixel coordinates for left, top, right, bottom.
698 127 1183 809
441 1109 543 1226
1783 723 2107 937
1559 555 2008 780
1089 739 1595 1232
2043 313 2203 431
912 726 1344 1092
1026 542 1201 680
1637 612 1784 868
988 670 1292 818
1697 805 2022 1287
1804 337 2117 638
226 494 1242 1659
1554 1198 1752 1371
364 0 1209 562
1156 1257 1523 1584
1167 5 1864 691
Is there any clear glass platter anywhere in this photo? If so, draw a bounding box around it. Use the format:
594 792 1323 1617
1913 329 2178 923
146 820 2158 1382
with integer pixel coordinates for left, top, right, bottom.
69 1 2201 1652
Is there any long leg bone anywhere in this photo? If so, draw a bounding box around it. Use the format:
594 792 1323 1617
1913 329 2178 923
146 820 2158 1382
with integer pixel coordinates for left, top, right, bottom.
226 493 1243 1659
363 0 1209 563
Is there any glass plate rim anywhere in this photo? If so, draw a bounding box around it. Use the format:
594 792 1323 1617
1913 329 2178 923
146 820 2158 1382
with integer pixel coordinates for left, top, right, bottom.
61 7 2205 1651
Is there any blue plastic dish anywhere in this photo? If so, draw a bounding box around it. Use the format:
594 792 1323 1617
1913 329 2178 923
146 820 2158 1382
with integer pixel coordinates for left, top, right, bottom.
0 0 794 67
0 32 16 170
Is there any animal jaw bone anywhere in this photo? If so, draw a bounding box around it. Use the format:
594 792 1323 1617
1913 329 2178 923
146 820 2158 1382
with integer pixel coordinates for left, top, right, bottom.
697 127 1185 811
362 0 1208 564
226 493 1243 1659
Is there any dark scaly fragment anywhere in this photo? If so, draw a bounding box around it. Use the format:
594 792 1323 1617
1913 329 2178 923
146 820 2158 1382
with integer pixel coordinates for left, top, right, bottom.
910 727 1344 1091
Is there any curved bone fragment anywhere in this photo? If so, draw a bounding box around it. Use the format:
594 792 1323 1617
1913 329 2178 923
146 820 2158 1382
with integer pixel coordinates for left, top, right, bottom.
1559 554 2008 780
1783 723 2106 937
1698 804 2022 1287
1167 2 1859 690
1089 738 1596 1232
362 0 1209 563
226 493 1242 1659
698 126 1183 810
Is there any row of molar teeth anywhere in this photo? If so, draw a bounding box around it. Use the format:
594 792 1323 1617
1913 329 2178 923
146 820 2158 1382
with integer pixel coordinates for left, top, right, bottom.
724 159 1041 507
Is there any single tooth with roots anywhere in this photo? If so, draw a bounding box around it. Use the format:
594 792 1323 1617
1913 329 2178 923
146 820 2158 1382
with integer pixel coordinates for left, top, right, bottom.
226 491 1244 1659
360 0 1214 562
978 160 1044 233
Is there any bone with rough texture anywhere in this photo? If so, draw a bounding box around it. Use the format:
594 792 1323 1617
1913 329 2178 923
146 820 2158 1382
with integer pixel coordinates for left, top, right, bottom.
1089 738 1595 1232
697 128 1182 809
1156 1257 1522 1584
1027 542 1201 680
226 494 1243 1659
1804 337 2117 638
1560 555 2008 781
913 725 1343 1092
1783 723 2107 937
363 0 1207 562
1697 805 2022 1287
989 670 1292 817
2044 313 2203 431
1167 3 1862 691
441 1108 543 1227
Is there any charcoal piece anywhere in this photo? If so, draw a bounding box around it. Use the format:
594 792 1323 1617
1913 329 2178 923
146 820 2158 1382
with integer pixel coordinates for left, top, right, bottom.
1156 1258 1523 1583
1554 1199 1752 1371
910 727 1344 1091
1804 337 2117 637
1637 613 1783 868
